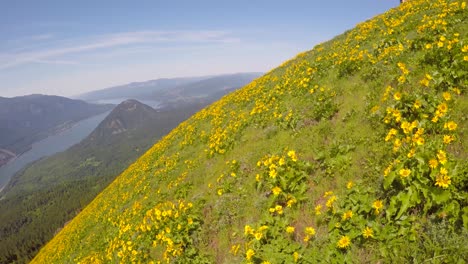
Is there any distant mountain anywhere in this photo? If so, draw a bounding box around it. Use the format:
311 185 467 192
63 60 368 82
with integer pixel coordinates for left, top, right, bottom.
0 94 113 162
77 76 209 101
150 72 263 106
87 99 159 141
76 73 262 103
0 99 209 263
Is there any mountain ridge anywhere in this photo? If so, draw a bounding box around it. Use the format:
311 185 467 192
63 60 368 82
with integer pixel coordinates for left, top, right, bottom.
88 99 160 140
76 73 263 102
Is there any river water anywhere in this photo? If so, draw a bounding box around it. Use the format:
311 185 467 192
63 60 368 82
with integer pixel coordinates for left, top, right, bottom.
0 111 111 189
89 98 162 109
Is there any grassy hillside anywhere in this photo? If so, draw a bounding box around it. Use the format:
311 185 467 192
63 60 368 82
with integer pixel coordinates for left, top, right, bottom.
33 1 467 263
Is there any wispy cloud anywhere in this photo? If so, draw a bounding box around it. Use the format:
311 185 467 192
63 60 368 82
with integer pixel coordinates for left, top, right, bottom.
29 33 55 41
0 30 239 70
31 59 79 65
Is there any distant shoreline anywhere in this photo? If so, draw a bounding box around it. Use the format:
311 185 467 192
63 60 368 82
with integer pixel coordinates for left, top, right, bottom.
0 149 17 168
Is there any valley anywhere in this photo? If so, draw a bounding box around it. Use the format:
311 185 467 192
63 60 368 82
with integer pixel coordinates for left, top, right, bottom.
0 73 259 263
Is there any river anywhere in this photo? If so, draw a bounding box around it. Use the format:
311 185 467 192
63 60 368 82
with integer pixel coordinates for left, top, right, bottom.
89 98 162 109
0 111 111 189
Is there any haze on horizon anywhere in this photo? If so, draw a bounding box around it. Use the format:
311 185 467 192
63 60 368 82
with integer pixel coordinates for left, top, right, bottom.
0 0 398 98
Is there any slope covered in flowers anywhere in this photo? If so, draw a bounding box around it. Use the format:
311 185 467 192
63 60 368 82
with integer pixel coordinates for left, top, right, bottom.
33 0 467 263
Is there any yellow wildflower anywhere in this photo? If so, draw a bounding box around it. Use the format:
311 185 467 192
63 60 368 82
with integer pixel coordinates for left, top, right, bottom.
337 236 351 249
435 174 451 189
272 186 282 196
443 92 451 101
420 78 430 87
398 75 406 84
437 150 447 164
230 244 240 256
462 45 468 52
444 121 457 131
373 200 383 214
346 181 354 189
401 121 411 134
269 169 277 178
315 204 322 215
440 167 448 175
342 210 353 220
385 128 398 141
254 232 263 241
246 249 255 261
394 92 402 101
287 150 298 162
384 164 392 176
278 157 286 166
413 100 421 109
393 138 402 152
244 225 254 236
326 195 337 208
305 227 316 236
407 148 416 158
443 135 454 144
255 174 261 182
286 226 295 234
287 197 297 207
416 128 424 136
293 252 300 262
437 103 448 113
429 159 438 169
363 227 374 238
416 136 425 146
275 205 283 215
399 168 411 178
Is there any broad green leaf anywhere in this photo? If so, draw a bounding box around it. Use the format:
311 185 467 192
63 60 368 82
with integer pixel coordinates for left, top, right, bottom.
396 188 413 220
384 171 397 190
431 188 451 205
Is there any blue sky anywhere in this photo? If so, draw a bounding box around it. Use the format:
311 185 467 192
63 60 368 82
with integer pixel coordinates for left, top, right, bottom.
0 0 398 97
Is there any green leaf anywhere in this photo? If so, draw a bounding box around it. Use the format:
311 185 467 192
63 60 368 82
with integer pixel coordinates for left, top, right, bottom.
383 171 397 190
444 201 460 218
431 188 451 205
386 196 399 221
395 188 413 220
462 207 468 230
